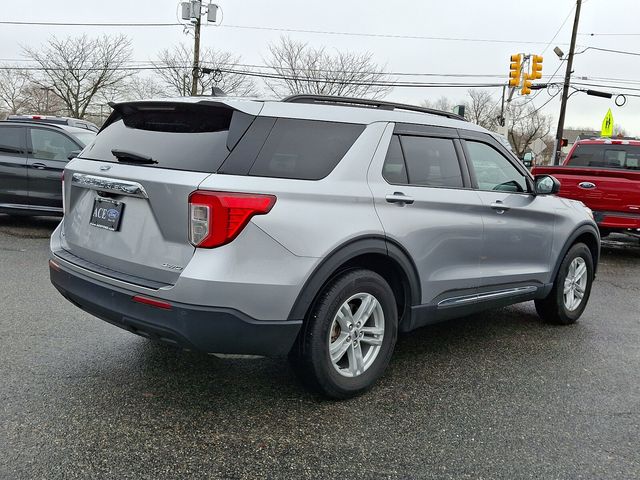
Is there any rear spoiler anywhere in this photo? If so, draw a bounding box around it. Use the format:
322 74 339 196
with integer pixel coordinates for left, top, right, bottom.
102 101 257 152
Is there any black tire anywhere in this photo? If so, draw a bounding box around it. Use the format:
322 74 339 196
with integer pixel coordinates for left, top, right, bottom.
289 269 398 399
535 243 594 325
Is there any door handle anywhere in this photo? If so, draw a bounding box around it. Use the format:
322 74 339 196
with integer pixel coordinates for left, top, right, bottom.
385 192 414 205
490 200 510 214
31 163 46 170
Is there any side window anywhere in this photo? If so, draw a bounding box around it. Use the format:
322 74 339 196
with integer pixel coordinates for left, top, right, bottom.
382 135 408 184
0 126 26 156
401 136 463 188
29 128 79 161
465 141 528 193
248 118 364 180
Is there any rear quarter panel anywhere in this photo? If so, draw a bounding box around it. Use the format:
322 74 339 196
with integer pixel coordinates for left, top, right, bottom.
199 122 389 258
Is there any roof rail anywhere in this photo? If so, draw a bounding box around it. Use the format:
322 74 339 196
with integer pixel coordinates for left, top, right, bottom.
282 94 467 121
0 119 66 130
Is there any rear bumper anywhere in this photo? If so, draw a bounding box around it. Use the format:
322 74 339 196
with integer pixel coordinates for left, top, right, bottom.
49 260 302 356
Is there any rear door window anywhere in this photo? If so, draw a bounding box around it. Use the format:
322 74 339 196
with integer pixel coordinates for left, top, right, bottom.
400 136 463 188
29 128 79 161
247 118 364 180
0 125 26 155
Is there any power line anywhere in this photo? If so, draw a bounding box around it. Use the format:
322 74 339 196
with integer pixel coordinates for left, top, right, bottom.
542 5 576 55
579 32 640 36
570 81 640 93
220 24 573 45
0 19 578 46
0 58 514 79
576 46 640 57
0 63 506 89
0 21 181 27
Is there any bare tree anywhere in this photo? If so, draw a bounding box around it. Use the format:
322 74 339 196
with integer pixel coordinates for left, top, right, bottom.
21 84 66 115
23 34 134 119
508 100 552 158
123 75 168 101
153 44 256 97
264 36 392 99
613 123 628 137
422 96 457 113
465 89 499 130
0 66 29 115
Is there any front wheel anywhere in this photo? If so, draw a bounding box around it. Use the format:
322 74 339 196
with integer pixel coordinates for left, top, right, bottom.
535 243 594 325
289 269 398 399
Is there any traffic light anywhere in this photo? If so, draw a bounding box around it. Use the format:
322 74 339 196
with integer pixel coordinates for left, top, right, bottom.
509 54 522 87
531 55 543 80
521 73 532 95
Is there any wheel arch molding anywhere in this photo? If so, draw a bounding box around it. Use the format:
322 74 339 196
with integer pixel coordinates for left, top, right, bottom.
287 236 421 328
553 223 601 280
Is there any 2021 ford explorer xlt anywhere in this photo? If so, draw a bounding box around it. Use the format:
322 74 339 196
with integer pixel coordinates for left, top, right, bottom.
49 95 600 398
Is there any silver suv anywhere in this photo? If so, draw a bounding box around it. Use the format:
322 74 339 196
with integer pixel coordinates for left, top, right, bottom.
49 95 600 398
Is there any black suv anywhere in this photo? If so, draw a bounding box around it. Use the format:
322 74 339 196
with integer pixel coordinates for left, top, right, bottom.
0 121 96 216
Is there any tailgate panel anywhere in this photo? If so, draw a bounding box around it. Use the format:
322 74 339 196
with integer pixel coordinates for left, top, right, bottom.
62 160 209 285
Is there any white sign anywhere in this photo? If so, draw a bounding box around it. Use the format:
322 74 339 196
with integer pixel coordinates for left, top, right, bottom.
530 138 547 156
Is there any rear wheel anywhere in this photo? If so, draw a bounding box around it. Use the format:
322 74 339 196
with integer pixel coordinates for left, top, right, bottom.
535 243 594 325
289 269 398 399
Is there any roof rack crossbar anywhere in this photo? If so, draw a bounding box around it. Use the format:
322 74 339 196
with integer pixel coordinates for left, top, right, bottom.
282 94 467 121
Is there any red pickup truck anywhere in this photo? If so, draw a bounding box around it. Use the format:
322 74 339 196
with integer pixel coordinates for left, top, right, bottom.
532 138 640 237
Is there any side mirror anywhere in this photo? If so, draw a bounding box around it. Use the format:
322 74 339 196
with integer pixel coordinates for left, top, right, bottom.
534 174 560 195
67 150 81 160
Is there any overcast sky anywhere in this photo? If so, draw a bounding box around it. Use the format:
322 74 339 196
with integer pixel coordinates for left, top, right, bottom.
2 0 639 135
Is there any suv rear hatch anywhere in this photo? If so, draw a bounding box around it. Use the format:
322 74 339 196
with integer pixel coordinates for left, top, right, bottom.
60 100 259 287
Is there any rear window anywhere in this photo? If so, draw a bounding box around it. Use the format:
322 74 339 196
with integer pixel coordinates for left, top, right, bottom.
81 104 242 173
567 143 640 170
247 118 364 180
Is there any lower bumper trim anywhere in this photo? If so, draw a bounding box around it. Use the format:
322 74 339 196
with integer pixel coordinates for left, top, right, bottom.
50 262 302 357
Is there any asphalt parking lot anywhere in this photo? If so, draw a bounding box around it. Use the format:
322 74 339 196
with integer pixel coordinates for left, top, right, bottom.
0 215 638 480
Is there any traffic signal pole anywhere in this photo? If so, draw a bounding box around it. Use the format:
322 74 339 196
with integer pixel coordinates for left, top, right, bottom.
553 0 582 165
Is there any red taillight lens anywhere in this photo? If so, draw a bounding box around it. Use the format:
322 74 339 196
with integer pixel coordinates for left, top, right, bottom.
188 191 276 248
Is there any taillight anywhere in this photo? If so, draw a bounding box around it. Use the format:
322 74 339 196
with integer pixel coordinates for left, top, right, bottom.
188 191 276 248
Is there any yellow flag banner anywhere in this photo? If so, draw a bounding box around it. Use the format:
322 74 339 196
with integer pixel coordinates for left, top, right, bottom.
601 109 614 138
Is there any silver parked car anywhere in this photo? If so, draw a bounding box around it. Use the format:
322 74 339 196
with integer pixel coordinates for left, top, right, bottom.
49 95 600 398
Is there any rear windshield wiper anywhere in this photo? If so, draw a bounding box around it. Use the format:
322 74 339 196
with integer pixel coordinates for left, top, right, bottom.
111 149 157 164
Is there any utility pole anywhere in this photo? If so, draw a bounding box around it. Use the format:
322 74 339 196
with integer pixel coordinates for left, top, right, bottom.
180 1 220 97
190 12 202 96
553 0 582 165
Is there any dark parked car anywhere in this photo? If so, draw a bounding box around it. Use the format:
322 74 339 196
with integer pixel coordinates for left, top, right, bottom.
0 120 96 216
